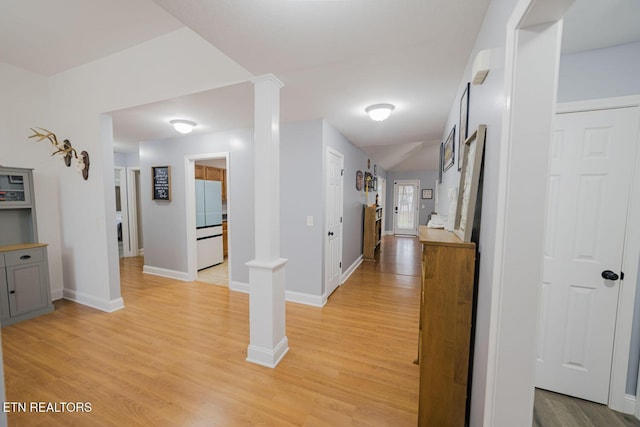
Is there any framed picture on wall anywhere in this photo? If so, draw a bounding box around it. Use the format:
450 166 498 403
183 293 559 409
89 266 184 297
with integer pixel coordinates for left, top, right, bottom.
152 166 171 201
356 170 364 191
422 189 433 199
459 82 470 171
438 143 443 183
443 125 455 172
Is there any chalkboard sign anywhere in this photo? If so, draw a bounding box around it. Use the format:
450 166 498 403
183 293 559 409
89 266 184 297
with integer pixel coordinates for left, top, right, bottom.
152 166 171 201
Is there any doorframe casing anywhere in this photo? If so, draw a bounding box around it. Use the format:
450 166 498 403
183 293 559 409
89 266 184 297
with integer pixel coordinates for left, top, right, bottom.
378 177 387 235
554 96 640 414
125 166 141 257
184 152 229 282
481 1 573 425
323 147 344 302
392 179 420 236
114 166 129 258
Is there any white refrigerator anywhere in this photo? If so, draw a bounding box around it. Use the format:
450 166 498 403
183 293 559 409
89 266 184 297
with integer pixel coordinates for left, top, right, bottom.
195 179 223 270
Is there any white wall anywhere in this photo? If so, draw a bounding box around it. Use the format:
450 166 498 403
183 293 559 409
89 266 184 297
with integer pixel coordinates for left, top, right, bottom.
141 128 254 283
558 41 640 102
281 120 324 296
385 170 438 231
434 0 523 423
114 151 140 167
31 27 252 311
141 119 375 300
322 121 373 273
0 62 65 300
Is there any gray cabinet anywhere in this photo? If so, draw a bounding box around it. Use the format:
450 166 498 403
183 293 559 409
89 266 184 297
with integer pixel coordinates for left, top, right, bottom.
0 166 52 326
0 245 53 326
0 166 38 246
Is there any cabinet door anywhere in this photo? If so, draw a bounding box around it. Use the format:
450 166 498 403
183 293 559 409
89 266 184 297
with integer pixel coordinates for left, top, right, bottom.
205 167 222 181
0 267 9 325
195 165 205 180
0 170 32 207
222 222 228 256
222 169 227 200
6 262 48 317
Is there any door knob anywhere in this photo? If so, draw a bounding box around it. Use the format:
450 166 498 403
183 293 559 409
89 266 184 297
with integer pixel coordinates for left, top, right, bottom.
601 270 619 281
328 231 334 236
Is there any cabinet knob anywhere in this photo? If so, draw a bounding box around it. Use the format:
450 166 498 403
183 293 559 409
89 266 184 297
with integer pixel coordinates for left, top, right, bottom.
9 290 15 294
19 255 31 260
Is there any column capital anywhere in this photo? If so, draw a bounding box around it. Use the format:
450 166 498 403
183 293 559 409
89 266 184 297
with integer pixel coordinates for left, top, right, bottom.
250 73 285 88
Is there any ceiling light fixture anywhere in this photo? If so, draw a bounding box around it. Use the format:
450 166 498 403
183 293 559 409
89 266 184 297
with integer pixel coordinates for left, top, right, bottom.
170 119 197 134
365 103 395 122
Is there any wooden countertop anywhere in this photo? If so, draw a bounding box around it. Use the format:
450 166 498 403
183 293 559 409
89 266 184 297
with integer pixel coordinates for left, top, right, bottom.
418 226 475 249
0 243 48 253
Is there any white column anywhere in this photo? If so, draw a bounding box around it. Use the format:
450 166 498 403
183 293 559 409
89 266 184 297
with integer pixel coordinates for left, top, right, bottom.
245 74 289 368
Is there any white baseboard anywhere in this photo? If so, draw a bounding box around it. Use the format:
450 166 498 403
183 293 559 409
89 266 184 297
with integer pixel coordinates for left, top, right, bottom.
51 288 64 301
246 336 289 368
63 289 124 313
341 255 363 284
143 265 191 281
621 394 636 415
383 230 394 236
230 281 249 293
285 290 325 307
230 281 325 307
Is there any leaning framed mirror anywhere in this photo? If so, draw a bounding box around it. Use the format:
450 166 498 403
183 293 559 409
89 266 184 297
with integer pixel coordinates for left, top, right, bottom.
454 124 486 242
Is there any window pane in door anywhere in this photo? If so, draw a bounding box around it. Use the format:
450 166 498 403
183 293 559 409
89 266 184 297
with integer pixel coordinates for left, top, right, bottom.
397 184 415 229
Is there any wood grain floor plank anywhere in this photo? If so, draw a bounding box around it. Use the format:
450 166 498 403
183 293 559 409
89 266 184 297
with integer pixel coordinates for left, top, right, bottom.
2 236 421 426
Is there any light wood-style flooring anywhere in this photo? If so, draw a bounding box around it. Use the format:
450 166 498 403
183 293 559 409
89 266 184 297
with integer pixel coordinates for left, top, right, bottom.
3 235 639 426
533 388 640 427
2 236 422 426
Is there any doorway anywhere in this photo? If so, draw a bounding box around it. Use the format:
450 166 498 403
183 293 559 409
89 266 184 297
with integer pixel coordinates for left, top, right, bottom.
393 180 419 236
185 153 230 285
126 167 143 257
536 105 640 404
114 167 128 258
378 177 387 235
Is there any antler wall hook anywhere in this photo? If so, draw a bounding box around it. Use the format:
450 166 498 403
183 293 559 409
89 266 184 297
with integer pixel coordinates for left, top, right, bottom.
28 127 90 180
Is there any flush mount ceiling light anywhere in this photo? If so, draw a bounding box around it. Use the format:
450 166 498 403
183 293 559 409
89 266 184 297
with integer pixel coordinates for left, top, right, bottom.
170 119 197 134
365 103 395 122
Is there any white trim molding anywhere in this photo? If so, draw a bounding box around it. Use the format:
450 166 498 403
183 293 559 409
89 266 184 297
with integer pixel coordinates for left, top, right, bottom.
143 265 191 281
231 281 326 307
285 290 325 307
63 289 124 313
230 281 249 294
342 255 363 285
246 336 289 368
481 0 573 426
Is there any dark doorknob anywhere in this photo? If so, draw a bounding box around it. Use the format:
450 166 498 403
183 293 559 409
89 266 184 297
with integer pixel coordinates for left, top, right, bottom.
602 270 619 281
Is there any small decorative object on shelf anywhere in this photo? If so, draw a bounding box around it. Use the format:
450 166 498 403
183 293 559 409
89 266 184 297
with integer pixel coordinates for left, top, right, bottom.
28 128 90 180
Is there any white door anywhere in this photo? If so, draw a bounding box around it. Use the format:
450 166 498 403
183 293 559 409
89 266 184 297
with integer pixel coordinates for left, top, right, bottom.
325 149 343 298
536 107 639 404
393 180 419 235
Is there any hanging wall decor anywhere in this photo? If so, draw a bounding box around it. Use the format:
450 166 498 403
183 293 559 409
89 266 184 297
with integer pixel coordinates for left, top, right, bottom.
356 170 364 191
28 128 90 180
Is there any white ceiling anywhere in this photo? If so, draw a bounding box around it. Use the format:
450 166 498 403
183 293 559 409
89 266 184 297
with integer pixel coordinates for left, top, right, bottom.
2 0 640 171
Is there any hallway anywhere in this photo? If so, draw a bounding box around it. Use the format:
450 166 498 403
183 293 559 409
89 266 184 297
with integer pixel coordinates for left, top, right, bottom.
2 236 422 426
